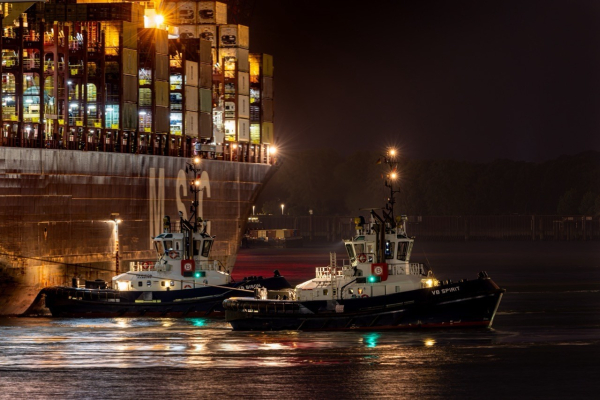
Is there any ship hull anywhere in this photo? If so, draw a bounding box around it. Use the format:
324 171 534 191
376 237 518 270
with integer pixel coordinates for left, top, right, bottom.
43 276 290 318
224 278 505 331
0 148 275 315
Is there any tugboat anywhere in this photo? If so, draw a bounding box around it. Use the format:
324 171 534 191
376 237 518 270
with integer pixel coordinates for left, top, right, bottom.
223 149 505 331
42 157 291 318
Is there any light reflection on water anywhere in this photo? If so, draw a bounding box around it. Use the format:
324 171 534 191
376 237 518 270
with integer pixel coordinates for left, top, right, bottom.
0 313 596 371
0 317 500 369
0 311 598 399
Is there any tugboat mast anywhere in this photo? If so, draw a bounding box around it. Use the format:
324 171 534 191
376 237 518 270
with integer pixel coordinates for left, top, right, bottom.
186 156 204 233
370 148 402 263
179 156 204 259
382 148 400 225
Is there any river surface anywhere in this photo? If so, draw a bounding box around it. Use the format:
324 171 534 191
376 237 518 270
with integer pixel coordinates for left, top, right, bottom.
1 241 599 399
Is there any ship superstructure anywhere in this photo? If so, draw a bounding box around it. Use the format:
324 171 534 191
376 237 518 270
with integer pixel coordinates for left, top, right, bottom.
0 0 277 315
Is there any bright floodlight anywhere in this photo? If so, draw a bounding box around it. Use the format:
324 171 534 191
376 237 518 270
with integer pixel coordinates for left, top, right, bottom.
269 146 277 155
390 172 398 180
155 14 164 26
194 156 200 164
389 148 397 157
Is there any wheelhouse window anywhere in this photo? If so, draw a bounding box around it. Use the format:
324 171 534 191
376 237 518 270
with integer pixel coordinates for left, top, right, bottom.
201 240 212 257
384 240 395 259
354 243 365 255
345 244 356 263
154 240 165 255
138 281 143 287
397 241 413 261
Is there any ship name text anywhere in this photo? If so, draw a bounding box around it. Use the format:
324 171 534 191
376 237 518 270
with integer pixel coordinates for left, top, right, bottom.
432 286 460 295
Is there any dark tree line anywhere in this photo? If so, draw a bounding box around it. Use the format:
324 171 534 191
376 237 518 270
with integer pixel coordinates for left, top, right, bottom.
257 149 600 217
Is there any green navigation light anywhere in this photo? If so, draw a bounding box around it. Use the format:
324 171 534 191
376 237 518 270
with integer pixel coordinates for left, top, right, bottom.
367 275 381 283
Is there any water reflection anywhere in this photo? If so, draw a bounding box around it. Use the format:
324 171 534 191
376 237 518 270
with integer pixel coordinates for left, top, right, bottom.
189 318 208 328
362 332 381 348
0 318 469 370
1 315 598 399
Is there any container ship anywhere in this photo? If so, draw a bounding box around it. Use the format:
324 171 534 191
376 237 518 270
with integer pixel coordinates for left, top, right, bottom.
0 0 276 315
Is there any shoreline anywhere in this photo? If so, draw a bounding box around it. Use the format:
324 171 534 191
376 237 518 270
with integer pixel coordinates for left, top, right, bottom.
233 240 600 287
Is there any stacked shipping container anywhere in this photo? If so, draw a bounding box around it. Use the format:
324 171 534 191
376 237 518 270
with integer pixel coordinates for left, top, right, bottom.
249 54 274 144
167 0 273 159
0 0 274 158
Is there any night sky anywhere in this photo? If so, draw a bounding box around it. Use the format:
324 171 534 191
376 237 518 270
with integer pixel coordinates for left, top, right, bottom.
248 0 600 162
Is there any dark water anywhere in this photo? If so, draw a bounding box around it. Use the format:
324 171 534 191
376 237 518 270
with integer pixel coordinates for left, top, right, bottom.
1 241 599 399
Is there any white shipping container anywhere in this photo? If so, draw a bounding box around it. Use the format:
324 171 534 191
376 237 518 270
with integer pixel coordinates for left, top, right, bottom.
198 1 227 25
185 86 198 111
186 111 199 137
186 61 199 87
198 25 217 47
238 72 249 95
219 24 249 49
180 2 197 25
178 25 198 39
237 95 249 119
262 76 273 99
238 118 249 142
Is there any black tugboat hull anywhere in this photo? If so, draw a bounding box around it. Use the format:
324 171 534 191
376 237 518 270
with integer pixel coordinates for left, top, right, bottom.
43 276 291 318
224 278 505 331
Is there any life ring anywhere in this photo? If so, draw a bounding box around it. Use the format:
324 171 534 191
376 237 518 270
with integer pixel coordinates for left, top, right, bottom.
361 294 369 298
141 262 149 271
358 253 367 263
184 284 192 289
168 250 179 259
